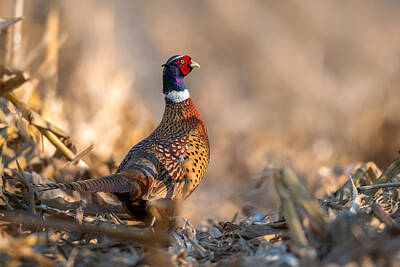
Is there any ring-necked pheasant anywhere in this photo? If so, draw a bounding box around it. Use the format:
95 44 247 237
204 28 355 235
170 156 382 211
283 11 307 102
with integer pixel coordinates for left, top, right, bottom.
35 55 210 221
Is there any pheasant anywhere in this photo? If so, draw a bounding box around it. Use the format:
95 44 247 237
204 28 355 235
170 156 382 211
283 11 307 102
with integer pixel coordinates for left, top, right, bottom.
35 55 210 221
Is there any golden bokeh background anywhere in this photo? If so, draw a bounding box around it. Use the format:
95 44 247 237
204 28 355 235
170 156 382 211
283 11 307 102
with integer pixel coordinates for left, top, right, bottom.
1 0 400 224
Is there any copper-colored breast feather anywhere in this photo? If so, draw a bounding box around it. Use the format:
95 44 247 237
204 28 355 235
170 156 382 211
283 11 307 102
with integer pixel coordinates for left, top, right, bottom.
141 98 210 201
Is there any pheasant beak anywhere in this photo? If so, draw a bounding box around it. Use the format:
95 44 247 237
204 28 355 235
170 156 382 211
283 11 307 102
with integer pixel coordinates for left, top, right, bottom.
190 61 200 68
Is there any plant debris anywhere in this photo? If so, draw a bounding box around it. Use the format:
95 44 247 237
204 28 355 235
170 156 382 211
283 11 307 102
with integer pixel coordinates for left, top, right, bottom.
2 4 400 267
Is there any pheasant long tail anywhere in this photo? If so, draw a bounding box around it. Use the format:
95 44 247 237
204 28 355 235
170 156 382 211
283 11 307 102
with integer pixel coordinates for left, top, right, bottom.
33 171 149 198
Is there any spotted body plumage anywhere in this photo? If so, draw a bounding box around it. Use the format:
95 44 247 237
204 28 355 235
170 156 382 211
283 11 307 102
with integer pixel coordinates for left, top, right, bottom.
34 55 209 221
114 97 209 218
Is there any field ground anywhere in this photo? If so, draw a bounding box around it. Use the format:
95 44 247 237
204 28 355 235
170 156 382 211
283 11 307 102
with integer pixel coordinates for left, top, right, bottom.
1 1 400 266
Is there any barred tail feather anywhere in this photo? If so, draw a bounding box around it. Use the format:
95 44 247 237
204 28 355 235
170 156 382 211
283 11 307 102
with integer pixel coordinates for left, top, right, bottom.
33 174 132 193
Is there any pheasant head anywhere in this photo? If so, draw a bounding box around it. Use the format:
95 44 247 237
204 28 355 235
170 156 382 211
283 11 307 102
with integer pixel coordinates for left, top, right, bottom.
162 55 200 103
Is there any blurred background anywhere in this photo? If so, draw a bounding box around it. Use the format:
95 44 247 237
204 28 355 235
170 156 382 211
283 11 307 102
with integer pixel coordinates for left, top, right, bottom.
1 0 400 224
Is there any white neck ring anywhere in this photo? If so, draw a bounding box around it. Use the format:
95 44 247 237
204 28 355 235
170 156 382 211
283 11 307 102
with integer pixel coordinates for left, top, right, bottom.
164 89 190 103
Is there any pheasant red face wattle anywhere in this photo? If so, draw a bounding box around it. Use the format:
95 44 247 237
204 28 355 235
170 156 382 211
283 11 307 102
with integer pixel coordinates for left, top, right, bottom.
176 55 200 76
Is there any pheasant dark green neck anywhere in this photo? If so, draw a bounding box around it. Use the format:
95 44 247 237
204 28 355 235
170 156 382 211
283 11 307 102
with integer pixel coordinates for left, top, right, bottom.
163 66 186 94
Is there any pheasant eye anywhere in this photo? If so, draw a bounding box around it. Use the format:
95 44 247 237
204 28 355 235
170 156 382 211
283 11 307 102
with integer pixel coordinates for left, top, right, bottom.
180 59 185 64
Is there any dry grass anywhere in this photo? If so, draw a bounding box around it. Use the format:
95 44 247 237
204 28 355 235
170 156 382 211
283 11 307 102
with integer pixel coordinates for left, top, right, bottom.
1 1 400 266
